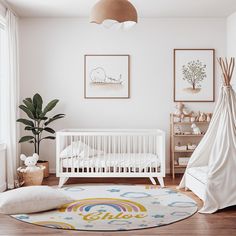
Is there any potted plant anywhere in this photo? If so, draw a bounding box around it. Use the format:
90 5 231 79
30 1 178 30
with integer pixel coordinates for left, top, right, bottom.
17 93 65 178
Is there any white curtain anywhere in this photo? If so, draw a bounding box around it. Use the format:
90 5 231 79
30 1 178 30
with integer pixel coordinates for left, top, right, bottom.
3 9 20 189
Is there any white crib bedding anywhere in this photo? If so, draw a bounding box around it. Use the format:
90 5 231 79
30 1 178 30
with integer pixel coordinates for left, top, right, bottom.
187 166 208 185
61 153 160 169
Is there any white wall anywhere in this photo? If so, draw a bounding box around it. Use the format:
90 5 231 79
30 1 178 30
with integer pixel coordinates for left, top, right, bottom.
227 12 236 89
19 18 226 173
0 3 6 18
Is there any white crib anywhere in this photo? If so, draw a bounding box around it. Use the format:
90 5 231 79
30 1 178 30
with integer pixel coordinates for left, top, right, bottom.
56 129 165 187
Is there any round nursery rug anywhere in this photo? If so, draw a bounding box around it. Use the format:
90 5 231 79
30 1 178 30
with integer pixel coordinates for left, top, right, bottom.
12 185 197 231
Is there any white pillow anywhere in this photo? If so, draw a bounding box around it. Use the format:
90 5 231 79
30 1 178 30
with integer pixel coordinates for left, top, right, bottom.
60 141 103 158
0 186 73 215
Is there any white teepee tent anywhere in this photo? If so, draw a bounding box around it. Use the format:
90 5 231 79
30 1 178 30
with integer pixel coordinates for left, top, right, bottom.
179 58 236 214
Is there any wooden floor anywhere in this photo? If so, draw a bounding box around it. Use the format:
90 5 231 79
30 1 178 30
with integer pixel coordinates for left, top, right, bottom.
0 175 236 236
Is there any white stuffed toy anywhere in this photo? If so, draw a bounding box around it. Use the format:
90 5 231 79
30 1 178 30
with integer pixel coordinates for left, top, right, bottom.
191 123 201 135
20 153 40 172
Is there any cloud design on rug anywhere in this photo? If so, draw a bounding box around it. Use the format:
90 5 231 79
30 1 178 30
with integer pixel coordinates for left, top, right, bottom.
63 187 84 192
108 220 132 226
15 215 29 220
165 189 178 194
151 201 160 205
107 189 121 192
120 192 151 198
168 201 197 208
152 214 164 219
171 212 191 216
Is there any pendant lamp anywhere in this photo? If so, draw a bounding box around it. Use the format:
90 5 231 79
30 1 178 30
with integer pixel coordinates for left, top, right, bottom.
90 0 138 30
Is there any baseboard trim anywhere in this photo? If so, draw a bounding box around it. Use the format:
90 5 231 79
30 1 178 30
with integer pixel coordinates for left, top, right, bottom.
50 168 56 174
0 183 6 192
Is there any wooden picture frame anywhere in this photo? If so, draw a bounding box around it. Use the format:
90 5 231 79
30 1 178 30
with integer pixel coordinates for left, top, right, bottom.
174 49 215 102
84 54 130 99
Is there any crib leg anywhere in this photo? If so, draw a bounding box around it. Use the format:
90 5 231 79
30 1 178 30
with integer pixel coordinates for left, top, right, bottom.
58 177 69 188
149 177 157 185
157 177 165 188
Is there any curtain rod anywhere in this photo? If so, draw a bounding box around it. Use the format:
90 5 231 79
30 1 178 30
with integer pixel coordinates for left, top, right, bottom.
0 0 18 17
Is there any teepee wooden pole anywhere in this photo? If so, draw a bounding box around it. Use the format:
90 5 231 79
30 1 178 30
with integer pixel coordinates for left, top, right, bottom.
218 57 235 86
229 58 235 82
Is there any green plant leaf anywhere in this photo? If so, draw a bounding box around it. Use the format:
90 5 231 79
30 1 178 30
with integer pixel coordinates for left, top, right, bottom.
40 116 48 120
24 126 33 130
25 97 33 103
43 99 59 115
40 136 55 142
23 99 36 115
35 107 42 119
32 129 38 135
44 113 65 126
44 127 55 134
52 114 65 119
19 105 35 119
33 93 43 111
19 136 35 143
17 118 34 127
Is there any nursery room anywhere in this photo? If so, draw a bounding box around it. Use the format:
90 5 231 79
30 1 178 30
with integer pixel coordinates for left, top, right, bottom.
0 0 236 235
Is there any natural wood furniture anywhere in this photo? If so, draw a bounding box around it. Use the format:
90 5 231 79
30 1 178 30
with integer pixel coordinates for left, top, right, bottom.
0 174 236 236
170 113 211 179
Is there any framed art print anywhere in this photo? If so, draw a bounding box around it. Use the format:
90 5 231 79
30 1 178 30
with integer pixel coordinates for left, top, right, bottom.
174 49 215 102
84 54 130 99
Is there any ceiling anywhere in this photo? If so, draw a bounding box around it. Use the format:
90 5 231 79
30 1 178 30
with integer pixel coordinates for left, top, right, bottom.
5 0 236 18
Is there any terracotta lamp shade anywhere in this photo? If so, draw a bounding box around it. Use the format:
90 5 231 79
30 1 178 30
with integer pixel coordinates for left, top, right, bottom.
90 0 138 29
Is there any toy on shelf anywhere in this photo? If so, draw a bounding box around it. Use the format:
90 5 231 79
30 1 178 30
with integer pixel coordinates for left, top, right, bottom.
178 157 190 166
175 142 187 151
190 116 195 122
206 113 211 122
174 125 182 135
188 143 197 150
199 113 207 122
174 102 185 117
191 123 201 135
183 131 192 135
174 102 193 122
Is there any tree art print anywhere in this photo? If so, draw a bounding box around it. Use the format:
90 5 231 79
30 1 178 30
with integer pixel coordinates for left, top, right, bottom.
182 60 207 93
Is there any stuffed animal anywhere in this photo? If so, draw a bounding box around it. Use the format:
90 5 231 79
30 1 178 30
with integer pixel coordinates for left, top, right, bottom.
191 123 201 135
174 102 185 117
20 153 40 172
199 112 206 122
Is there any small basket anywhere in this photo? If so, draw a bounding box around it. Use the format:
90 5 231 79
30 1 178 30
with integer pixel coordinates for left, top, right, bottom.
17 166 45 186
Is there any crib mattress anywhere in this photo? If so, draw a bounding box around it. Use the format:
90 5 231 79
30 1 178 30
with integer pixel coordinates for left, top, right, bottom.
187 166 208 185
61 153 160 169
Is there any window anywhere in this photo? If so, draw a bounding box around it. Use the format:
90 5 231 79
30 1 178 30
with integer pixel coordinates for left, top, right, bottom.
0 18 6 143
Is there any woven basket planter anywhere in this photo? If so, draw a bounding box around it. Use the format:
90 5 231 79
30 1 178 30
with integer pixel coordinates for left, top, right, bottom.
17 166 45 186
37 161 49 178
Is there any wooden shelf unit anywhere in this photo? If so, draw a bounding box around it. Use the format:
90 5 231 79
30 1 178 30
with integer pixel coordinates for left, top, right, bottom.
170 113 211 179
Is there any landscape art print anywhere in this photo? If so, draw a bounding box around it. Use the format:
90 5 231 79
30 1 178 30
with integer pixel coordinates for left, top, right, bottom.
174 49 215 102
84 55 130 99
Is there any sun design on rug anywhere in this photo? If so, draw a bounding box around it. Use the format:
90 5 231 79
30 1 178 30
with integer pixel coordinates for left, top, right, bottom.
59 198 148 221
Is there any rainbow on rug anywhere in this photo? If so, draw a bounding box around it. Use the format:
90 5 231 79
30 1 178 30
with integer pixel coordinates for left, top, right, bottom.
12 185 197 231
